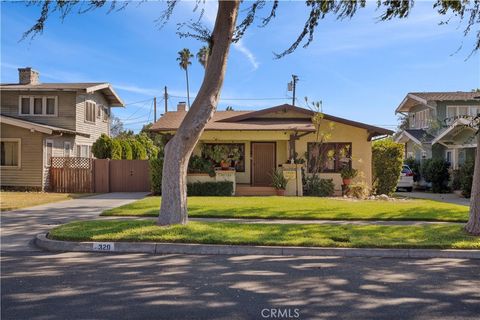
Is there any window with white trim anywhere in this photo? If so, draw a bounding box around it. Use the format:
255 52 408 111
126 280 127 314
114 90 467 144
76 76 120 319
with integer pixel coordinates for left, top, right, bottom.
447 106 479 123
85 101 96 123
76 145 91 158
102 106 109 122
64 142 72 157
0 139 21 168
45 139 53 167
18 96 57 116
97 104 102 119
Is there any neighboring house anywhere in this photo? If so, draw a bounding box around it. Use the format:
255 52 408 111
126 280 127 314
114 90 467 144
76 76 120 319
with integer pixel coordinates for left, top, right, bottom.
151 102 392 195
394 92 479 169
0 67 124 190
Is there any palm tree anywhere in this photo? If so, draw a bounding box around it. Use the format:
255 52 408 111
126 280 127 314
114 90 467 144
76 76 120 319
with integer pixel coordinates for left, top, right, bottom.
196 46 210 69
177 48 193 108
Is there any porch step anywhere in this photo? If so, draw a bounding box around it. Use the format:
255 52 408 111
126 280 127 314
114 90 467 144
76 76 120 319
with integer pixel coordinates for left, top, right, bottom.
235 185 277 196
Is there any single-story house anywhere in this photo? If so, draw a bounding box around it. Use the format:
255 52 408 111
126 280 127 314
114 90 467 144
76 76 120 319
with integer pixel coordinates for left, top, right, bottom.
150 103 393 195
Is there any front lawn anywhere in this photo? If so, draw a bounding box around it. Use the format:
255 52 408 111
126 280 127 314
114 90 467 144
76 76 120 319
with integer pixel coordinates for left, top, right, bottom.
49 219 480 249
1 192 95 211
102 196 469 222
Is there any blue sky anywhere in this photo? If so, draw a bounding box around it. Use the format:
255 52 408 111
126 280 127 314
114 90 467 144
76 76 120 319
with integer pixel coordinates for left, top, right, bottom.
1 1 479 132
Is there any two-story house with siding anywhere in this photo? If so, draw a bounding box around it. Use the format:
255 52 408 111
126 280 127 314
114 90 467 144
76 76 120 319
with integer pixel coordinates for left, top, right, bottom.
394 92 479 170
0 67 124 190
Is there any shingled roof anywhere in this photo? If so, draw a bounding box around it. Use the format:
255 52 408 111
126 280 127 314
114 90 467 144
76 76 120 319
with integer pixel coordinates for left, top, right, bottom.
396 91 480 113
150 104 393 138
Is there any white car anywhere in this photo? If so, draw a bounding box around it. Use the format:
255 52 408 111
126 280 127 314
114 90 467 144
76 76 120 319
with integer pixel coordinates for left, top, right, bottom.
397 165 414 192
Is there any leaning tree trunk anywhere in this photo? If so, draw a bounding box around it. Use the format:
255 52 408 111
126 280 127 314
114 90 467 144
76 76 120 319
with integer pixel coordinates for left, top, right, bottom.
158 0 239 226
465 133 480 235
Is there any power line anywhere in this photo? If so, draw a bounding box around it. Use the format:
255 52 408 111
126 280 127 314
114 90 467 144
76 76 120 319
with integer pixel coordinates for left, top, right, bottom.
168 94 290 101
123 98 154 106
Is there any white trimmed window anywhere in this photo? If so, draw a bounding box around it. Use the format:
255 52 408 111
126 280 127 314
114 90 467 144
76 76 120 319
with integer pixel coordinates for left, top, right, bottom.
18 96 57 116
76 145 91 158
0 138 21 168
97 104 102 119
447 106 479 123
64 142 72 157
85 101 96 123
45 139 53 167
102 106 109 122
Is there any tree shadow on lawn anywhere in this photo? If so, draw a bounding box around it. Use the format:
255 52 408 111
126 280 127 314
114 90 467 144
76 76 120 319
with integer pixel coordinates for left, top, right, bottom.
2 250 479 320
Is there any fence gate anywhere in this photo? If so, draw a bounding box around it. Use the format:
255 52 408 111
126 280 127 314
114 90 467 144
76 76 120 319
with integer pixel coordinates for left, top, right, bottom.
50 157 94 193
108 160 150 192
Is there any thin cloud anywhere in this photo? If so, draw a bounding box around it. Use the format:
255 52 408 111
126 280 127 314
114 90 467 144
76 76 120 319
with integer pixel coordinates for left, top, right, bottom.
233 39 259 71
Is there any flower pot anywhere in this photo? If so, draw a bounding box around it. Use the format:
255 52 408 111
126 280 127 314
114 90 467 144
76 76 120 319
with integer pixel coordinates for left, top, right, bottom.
342 178 352 186
276 189 286 196
220 161 230 170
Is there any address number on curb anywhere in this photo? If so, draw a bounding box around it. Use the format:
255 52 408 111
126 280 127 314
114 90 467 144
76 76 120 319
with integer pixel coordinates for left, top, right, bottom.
92 242 115 252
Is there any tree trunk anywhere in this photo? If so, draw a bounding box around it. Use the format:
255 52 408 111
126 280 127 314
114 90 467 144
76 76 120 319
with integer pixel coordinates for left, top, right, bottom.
158 0 239 226
465 133 480 235
186 67 190 109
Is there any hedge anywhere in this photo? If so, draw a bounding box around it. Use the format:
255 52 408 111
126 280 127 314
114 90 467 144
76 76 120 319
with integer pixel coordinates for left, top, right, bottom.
421 158 450 193
187 181 234 196
111 139 122 160
150 158 163 195
91 133 112 159
372 139 404 196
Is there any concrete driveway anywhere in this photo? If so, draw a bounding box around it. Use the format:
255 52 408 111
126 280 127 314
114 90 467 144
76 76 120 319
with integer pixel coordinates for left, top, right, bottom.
1 192 149 252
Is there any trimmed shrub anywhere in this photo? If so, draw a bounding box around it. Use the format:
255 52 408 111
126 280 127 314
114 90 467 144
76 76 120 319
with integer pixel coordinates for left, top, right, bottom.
136 132 159 160
187 181 233 196
92 133 112 159
372 139 404 196
120 140 133 160
459 160 474 198
347 181 370 199
150 158 163 195
451 169 461 191
130 139 148 160
111 139 122 160
304 175 334 197
421 158 450 193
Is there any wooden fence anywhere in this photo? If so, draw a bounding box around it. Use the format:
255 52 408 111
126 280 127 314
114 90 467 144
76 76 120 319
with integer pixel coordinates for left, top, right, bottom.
50 157 94 193
50 157 150 193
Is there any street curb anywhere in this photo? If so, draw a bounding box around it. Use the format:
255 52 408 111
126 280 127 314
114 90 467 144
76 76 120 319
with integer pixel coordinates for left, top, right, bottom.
35 234 480 259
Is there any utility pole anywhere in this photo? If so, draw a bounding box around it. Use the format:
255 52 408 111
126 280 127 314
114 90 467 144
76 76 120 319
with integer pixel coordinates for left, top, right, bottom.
153 97 157 122
291 74 298 106
164 86 168 113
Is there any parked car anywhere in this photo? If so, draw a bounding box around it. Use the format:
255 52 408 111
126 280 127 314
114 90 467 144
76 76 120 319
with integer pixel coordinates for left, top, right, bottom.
397 165 414 192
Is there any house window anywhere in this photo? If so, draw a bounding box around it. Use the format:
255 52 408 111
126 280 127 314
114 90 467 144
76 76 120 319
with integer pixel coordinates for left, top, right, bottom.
76 145 91 158
445 150 452 165
202 143 245 172
85 101 96 123
407 151 414 159
447 106 479 123
45 139 53 167
64 142 72 157
18 96 58 116
103 106 109 122
307 142 352 173
0 139 21 168
97 105 102 119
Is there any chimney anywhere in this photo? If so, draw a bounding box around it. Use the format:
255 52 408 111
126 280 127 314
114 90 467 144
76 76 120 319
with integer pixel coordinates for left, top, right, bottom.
18 67 40 85
177 101 187 112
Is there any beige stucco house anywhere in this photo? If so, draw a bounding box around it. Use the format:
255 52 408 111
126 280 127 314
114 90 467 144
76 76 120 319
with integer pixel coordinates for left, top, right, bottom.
151 103 392 195
0 67 124 190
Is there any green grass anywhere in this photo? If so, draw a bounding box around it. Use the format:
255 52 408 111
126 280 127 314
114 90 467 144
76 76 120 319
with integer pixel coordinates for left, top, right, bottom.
101 196 469 222
1 192 95 211
49 219 480 249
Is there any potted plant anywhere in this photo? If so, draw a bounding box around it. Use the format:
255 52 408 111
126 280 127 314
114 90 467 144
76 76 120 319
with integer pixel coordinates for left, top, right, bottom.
340 166 358 186
271 169 288 196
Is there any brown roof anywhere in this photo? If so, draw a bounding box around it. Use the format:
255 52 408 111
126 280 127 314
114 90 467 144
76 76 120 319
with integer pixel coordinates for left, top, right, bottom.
0 114 90 137
0 82 124 106
151 104 393 137
409 92 480 101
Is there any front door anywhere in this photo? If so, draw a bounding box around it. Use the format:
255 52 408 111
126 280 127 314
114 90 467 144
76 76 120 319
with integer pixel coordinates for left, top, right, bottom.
251 142 276 186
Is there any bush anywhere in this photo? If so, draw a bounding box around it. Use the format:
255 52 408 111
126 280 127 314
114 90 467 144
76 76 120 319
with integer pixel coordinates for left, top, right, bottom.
451 169 461 190
130 139 148 160
372 139 404 196
459 160 474 198
304 175 334 197
111 139 122 160
188 155 215 176
347 181 370 199
120 140 133 160
92 134 112 159
187 181 233 196
404 157 421 182
136 132 159 160
150 158 163 195
421 158 450 193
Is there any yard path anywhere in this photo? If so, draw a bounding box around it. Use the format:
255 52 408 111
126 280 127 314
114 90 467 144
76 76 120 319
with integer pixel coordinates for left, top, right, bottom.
1 192 149 252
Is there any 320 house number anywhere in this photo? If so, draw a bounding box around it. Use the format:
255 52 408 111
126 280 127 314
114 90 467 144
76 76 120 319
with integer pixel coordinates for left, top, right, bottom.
92 242 115 251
